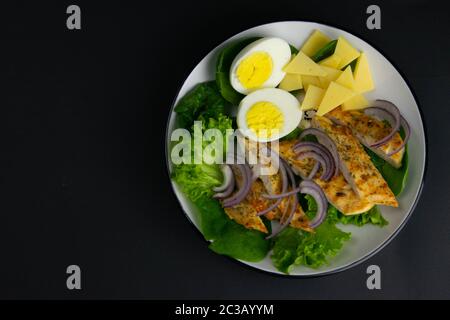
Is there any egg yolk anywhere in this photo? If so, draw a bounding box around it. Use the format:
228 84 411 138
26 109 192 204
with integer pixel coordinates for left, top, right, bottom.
246 101 284 138
236 52 273 90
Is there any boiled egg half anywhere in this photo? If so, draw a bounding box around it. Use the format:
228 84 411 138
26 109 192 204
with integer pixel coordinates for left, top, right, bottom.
230 37 291 95
237 88 302 142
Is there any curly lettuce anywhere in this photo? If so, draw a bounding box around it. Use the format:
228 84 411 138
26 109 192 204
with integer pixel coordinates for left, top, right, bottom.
271 222 351 274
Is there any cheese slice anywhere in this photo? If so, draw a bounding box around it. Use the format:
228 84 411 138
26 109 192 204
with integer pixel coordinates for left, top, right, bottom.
301 75 322 91
318 54 342 69
342 94 369 110
353 52 375 93
301 85 325 110
318 66 342 88
279 74 303 91
317 81 356 116
334 37 360 69
335 66 355 90
301 30 331 57
284 51 327 76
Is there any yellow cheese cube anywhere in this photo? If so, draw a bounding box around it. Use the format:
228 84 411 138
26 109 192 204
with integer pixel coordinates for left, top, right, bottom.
317 81 356 116
342 94 369 110
300 30 331 57
301 85 325 111
279 73 303 91
318 54 342 69
353 52 375 93
284 51 327 77
335 66 355 90
302 75 322 91
318 66 342 88
334 37 360 69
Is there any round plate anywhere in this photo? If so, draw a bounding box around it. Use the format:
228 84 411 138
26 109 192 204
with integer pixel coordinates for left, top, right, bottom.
165 21 426 276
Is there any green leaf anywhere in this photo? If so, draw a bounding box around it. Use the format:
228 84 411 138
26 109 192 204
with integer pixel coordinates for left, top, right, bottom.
327 205 388 227
311 40 337 62
194 196 270 262
280 127 301 141
215 37 260 105
289 44 299 55
172 163 223 202
174 81 230 129
364 128 409 196
271 222 351 274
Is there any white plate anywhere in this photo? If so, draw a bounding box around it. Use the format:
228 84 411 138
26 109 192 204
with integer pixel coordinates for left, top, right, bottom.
165 21 426 276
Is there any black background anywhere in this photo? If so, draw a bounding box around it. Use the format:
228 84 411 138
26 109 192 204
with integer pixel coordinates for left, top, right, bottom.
1 0 449 299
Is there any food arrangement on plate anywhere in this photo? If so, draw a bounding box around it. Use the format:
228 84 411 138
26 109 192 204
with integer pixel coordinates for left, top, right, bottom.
169 29 410 274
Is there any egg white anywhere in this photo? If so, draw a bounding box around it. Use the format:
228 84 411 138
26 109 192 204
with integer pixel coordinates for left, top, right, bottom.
237 88 302 142
230 37 291 95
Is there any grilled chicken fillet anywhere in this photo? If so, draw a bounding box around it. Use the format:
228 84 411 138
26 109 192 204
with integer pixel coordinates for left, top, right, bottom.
327 107 404 168
311 116 398 207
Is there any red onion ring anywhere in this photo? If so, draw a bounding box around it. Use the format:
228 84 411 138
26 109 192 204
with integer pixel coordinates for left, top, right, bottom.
293 142 334 181
387 115 410 156
262 187 300 199
213 165 234 192
256 159 288 216
266 159 300 239
213 174 235 199
222 164 252 207
364 100 401 148
296 151 329 181
299 128 340 177
299 180 328 228
308 162 320 179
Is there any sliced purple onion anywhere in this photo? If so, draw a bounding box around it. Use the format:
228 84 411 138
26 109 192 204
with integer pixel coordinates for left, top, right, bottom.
213 175 235 199
299 128 340 177
364 100 401 148
387 115 410 156
266 160 300 239
222 164 252 207
296 151 329 181
308 162 320 179
213 165 234 192
292 142 334 181
266 194 298 240
262 187 300 199
299 180 328 228
256 159 288 216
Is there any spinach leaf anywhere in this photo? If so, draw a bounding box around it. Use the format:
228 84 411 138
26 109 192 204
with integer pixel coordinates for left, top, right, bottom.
289 44 299 55
174 81 230 129
311 40 337 62
215 37 260 105
195 196 270 262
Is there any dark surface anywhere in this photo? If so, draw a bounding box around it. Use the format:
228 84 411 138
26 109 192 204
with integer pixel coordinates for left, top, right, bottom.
1 0 449 299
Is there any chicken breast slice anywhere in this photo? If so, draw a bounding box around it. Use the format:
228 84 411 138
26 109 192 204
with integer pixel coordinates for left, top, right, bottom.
279 140 374 215
327 107 404 168
312 116 398 207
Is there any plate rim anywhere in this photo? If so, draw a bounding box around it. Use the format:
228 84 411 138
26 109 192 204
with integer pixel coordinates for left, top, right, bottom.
164 20 428 278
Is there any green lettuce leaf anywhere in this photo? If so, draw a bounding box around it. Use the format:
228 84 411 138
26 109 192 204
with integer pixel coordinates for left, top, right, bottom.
172 163 223 202
327 205 388 227
271 222 351 274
